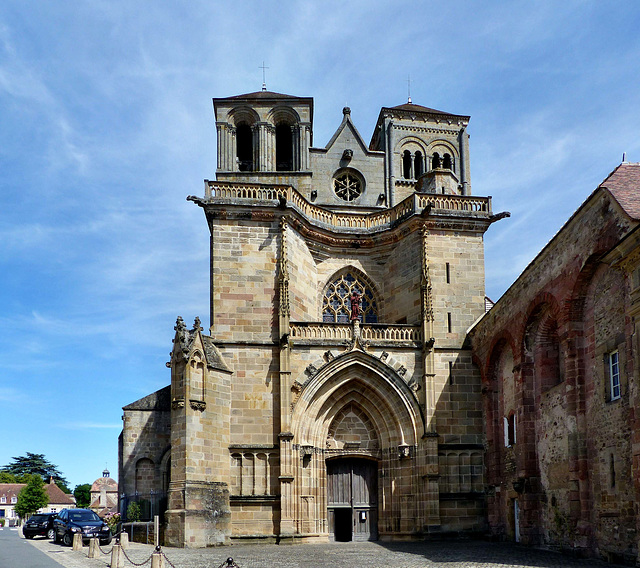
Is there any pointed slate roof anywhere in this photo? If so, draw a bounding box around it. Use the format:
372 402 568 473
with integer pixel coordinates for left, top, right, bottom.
173 316 232 373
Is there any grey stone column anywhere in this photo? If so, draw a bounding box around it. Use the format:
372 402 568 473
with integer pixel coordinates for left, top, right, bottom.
386 119 395 206
459 126 471 195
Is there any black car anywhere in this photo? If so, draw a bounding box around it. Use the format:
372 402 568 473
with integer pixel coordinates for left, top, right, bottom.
23 513 57 539
53 508 112 546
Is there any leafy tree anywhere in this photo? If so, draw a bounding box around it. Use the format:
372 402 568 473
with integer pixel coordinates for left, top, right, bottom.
0 472 17 483
74 484 92 508
1 453 69 492
15 475 49 519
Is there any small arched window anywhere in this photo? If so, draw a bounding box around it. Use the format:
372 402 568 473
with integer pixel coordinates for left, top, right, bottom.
432 152 441 169
322 271 379 323
415 151 424 177
236 124 254 171
402 150 412 179
276 124 293 171
443 153 452 170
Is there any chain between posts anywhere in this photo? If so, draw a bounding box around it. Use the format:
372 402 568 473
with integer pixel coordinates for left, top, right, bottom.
82 534 241 568
121 545 155 567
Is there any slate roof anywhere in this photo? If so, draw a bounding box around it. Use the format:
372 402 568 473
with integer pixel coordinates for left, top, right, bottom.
382 102 470 120
122 385 171 411
224 90 302 100
599 163 640 220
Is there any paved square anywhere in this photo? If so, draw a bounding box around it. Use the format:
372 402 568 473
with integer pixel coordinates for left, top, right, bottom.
27 537 622 568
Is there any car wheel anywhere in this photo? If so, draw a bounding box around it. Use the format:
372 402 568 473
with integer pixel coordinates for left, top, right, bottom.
62 532 72 546
100 536 112 546
47 528 55 540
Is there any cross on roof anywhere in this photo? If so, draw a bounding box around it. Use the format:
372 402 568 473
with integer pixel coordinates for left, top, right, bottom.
260 61 269 91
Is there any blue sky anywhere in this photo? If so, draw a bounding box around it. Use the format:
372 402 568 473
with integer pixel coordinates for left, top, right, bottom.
1 1 639 491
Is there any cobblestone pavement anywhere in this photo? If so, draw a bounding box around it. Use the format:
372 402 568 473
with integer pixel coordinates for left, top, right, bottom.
25 536 623 568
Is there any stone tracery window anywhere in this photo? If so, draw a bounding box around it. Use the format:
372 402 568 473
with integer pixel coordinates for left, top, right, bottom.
322 272 378 323
333 169 363 201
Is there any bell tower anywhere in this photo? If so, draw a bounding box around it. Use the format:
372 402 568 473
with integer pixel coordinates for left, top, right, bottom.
369 102 471 206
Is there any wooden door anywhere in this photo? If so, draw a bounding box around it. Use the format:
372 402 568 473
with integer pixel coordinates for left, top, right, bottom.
327 458 378 541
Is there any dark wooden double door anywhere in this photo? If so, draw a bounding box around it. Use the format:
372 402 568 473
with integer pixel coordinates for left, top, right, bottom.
327 458 378 541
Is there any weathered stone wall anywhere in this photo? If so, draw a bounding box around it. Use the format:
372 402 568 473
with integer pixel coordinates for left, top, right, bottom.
471 185 640 560
120 391 171 498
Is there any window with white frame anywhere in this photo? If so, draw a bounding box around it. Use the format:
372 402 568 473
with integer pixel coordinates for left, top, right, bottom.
0 496 5 503
609 350 621 400
10 496 16 504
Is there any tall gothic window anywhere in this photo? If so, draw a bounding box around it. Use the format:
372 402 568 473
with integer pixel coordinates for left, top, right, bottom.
322 272 379 323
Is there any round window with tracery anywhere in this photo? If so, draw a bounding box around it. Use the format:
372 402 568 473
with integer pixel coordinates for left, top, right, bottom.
333 170 363 201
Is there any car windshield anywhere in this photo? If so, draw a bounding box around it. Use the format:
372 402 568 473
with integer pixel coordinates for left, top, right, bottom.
69 510 100 522
29 515 48 522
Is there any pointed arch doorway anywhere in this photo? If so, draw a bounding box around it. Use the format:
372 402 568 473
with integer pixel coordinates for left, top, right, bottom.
327 457 378 541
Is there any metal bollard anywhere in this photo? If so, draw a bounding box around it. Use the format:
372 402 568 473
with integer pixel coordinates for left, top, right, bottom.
88 537 99 558
111 544 124 568
150 545 164 568
72 533 83 550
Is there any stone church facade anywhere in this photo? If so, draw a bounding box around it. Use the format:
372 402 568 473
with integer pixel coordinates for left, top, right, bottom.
120 90 505 547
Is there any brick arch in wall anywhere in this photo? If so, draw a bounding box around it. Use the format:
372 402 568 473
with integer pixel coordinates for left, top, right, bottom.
521 295 564 395
292 351 422 450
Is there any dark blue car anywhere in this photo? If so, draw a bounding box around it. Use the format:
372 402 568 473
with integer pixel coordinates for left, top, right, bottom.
53 508 112 546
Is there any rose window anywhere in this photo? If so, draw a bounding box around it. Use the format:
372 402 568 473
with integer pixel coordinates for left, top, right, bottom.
322 272 378 323
333 171 363 201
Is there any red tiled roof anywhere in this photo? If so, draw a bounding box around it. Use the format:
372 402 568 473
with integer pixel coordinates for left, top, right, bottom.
45 481 75 505
599 163 640 220
0 484 24 500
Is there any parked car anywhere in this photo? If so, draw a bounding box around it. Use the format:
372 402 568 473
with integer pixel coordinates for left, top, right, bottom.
23 513 57 539
53 508 112 546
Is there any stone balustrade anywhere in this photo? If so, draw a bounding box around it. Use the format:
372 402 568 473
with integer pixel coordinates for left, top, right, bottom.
204 181 492 232
289 322 422 345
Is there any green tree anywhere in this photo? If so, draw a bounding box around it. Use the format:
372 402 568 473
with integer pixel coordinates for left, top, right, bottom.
73 484 92 508
1 453 69 492
0 472 17 483
14 475 49 519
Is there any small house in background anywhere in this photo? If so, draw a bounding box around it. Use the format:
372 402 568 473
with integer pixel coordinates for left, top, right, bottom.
90 469 118 517
0 479 75 524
